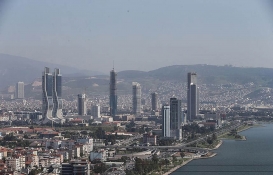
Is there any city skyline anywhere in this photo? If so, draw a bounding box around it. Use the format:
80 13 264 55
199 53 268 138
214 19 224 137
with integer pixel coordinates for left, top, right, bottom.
1 1 273 174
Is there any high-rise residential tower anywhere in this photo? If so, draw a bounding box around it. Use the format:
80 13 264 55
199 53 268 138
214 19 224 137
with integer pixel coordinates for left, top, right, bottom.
78 94 87 116
15 82 24 99
42 67 63 124
187 72 199 121
110 69 117 117
162 105 170 137
132 82 141 116
170 98 182 140
151 92 158 111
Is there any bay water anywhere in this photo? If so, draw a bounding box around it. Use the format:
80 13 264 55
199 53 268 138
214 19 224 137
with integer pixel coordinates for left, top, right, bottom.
171 124 273 175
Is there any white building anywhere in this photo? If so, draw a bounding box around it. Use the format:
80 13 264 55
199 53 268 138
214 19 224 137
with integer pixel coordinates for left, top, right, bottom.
77 138 93 152
16 81 24 99
6 157 21 171
162 105 170 137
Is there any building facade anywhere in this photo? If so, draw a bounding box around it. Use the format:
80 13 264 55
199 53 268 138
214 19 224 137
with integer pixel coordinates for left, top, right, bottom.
91 105 100 118
187 72 199 121
42 67 63 124
162 105 170 137
110 69 117 117
15 82 24 99
170 98 182 140
151 92 158 111
78 94 87 116
132 82 141 116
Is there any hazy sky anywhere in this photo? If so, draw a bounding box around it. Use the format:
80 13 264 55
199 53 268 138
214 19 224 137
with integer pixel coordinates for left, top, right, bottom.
0 0 273 73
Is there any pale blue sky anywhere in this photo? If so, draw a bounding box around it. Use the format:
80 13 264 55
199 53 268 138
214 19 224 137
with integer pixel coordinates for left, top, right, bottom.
0 0 273 73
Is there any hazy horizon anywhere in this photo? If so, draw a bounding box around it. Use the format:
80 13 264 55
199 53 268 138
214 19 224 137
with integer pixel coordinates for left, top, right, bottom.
1 0 273 73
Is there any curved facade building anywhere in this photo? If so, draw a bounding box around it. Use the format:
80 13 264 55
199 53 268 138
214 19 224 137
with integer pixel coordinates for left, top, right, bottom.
42 67 63 124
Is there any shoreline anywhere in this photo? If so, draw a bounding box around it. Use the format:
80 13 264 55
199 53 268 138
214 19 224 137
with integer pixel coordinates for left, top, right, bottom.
162 158 193 175
211 139 223 150
165 140 222 175
165 124 257 175
219 124 256 141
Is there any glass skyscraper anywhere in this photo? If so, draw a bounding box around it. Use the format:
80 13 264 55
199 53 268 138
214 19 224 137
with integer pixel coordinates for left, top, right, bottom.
109 69 117 117
132 82 141 116
151 92 158 111
42 67 63 124
170 98 182 140
187 72 199 121
162 105 170 137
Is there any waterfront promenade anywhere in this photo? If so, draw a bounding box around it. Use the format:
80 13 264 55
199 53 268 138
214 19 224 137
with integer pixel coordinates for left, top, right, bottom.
165 125 254 175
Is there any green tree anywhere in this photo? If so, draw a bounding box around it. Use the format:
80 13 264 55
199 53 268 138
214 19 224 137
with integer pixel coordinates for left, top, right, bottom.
93 163 107 174
180 152 185 158
81 131 88 135
207 137 213 144
152 154 159 164
172 155 177 162
95 127 105 139
212 133 217 141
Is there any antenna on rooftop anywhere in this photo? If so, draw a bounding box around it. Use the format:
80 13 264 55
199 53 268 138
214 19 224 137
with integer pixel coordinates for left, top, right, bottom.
113 60 115 70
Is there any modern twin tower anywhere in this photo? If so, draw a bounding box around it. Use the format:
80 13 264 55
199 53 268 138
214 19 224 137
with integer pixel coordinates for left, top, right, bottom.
42 67 64 124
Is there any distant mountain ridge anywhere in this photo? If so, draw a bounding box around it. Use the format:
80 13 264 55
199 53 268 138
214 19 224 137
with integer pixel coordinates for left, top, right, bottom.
1 53 273 92
118 64 273 86
0 53 103 89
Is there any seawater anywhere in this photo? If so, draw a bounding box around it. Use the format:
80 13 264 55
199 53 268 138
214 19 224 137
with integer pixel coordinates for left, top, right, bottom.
171 124 273 175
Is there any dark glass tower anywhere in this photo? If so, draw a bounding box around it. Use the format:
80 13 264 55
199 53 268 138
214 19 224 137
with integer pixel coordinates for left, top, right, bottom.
151 92 158 111
187 72 198 121
132 82 141 116
110 69 117 117
78 94 87 116
170 98 182 140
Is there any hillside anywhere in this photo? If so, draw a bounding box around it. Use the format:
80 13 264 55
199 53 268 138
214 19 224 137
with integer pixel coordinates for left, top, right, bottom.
119 65 273 86
0 53 103 89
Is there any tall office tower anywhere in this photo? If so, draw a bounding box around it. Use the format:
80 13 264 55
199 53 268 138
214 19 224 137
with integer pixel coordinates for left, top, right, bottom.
52 68 63 119
162 105 170 137
151 92 158 111
42 67 63 124
92 105 100 118
187 72 199 121
78 94 87 115
42 67 53 122
170 98 182 140
15 82 24 99
109 69 117 117
132 82 141 116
